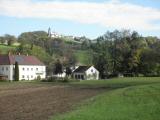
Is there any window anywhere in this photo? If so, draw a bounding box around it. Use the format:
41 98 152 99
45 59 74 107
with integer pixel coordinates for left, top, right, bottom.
31 68 33 71
22 68 25 71
6 67 8 71
36 68 38 71
78 75 81 79
27 68 29 71
91 69 93 72
81 75 84 80
75 75 77 79
2 67 4 71
22 75 25 78
31 75 33 78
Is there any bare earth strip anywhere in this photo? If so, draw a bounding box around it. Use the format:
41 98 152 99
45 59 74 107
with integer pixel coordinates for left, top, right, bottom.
0 83 104 120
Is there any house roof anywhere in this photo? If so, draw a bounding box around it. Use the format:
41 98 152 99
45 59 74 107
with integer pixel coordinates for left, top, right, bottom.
73 66 91 73
0 55 44 65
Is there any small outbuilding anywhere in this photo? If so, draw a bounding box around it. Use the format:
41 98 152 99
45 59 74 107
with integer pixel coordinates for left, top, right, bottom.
72 66 99 80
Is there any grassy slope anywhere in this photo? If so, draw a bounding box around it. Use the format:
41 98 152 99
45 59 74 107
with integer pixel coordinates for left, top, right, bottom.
53 77 160 120
71 77 160 88
0 44 91 65
0 44 16 54
74 50 93 65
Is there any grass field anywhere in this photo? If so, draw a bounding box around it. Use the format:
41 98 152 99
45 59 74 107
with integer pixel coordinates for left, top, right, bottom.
70 77 160 88
74 50 93 65
52 77 160 120
0 44 16 54
1 77 160 120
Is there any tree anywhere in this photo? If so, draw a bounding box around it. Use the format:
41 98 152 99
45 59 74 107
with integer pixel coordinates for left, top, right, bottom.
139 49 159 76
4 34 17 46
66 67 72 76
18 31 48 46
54 59 63 75
0 36 4 44
14 61 19 81
91 30 156 77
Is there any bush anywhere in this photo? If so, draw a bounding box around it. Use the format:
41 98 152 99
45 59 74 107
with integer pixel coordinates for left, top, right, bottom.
42 76 57 82
36 76 41 81
0 79 7 82
41 76 80 83
61 77 70 83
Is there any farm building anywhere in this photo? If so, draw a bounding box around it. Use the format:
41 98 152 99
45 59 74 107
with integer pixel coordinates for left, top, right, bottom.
0 54 46 80
73 66 99 80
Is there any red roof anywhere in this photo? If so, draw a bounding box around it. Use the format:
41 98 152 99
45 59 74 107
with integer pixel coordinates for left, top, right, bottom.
0 55 44 65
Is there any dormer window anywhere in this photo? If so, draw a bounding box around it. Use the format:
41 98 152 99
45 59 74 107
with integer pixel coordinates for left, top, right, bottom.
91 69 93 72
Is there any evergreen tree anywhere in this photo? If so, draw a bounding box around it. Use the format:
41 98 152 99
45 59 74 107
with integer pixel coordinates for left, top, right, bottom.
14 61 19 81
66 67 72 76
54 59 63 75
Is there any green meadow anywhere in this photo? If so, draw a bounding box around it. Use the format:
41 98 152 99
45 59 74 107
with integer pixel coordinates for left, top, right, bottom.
53 77 160 120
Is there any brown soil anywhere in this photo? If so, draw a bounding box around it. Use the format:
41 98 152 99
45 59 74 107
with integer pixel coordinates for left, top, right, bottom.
0 83 104 120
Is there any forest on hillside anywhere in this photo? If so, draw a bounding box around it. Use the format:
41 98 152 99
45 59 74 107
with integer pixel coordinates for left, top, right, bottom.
0 30 160 78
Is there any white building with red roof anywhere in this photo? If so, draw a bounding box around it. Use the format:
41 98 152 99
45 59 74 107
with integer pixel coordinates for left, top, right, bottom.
0 54 46 80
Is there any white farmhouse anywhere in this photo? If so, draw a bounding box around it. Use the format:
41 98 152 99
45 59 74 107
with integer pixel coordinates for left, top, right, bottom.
72 66 99 80
0 54 46 81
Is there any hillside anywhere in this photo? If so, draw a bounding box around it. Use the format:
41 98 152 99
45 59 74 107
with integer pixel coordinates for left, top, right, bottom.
0 44 16 54
74 50 93 65
0 44 92 66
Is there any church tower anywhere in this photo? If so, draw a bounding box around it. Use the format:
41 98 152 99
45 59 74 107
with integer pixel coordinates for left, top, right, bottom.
48 27 51 38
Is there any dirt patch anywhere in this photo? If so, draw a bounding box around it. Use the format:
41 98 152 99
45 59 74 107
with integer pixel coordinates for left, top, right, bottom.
0 84 105 120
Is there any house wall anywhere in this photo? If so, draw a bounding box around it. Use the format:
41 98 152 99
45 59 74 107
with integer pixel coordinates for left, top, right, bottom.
73 72 85 80
0 65 46 80
18 65 46 80
85 66 99 80
0 65 12 80
53 72 66 78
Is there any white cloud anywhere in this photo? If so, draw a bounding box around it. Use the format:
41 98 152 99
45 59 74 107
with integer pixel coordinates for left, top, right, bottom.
0 0 160 31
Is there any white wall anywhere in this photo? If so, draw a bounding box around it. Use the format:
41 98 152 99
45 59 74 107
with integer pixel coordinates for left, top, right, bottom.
73 66 99 80
18 65 46 80
85 66 99 80
73 73 85 80
0 65 12 80
0 65 46 80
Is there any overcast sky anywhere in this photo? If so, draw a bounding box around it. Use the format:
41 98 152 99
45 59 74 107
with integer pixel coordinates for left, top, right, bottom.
0 0 160 39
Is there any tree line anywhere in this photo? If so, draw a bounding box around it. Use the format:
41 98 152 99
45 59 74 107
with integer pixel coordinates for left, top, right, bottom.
86 30 160 78
1 30 160 78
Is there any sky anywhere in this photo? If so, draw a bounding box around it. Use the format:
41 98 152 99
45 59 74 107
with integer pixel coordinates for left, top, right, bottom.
0 0 160 39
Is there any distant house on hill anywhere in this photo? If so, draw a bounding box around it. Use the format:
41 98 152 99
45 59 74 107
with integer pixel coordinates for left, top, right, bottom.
0 54 46 80
73 66 99 80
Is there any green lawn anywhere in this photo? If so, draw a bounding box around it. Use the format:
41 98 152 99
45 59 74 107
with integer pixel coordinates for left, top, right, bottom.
52 77 160 120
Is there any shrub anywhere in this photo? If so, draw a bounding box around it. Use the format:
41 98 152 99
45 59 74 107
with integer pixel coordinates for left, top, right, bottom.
42 76 57 82
61 77 70 83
